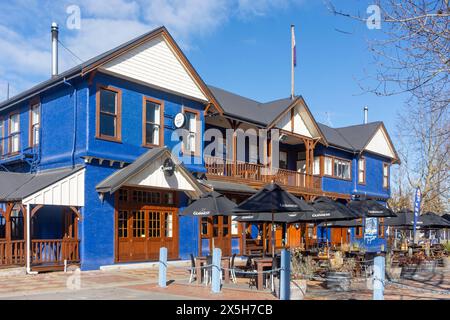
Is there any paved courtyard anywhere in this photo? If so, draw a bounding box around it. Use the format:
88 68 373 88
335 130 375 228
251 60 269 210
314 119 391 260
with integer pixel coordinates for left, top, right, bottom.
0 265 448 300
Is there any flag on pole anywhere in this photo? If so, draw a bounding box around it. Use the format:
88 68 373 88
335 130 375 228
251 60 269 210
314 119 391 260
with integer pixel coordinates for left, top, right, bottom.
292 25 297 67
413 187 422 243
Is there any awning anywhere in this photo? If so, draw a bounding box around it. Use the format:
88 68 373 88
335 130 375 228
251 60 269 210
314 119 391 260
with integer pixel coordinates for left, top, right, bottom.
96 147 205 199
0 166 85 206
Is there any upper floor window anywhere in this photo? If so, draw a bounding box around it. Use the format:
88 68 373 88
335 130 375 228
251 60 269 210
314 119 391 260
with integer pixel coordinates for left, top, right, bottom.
279 151 288 169
0 119 4 156
143 97 163 147
96 86 122 142
9 113 20 154
30 103 40 147
358 157 366 184
324 156 351 180
183 108 200 155
383 163 390 188
313 157 320 175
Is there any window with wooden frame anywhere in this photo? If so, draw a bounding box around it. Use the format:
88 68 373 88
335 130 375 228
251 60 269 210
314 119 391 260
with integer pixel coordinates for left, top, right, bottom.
164 212 173 238
383 163 390 189
183 107 200 155
355 218 363 238
279 151 288 169
29 102 40 147
323 156 351 180
358 157 366 184
143 97 164 147
148 211 161 238
200 217 210 237
9 113 20 154
378 218 384 238
96 86 122 142
132 211 146 238
118 211 129 238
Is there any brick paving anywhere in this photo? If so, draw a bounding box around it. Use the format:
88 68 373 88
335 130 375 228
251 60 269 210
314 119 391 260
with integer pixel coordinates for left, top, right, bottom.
0 265 448 300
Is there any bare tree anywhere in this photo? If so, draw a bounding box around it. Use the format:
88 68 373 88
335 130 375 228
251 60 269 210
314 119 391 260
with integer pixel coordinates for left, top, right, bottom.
327 0 449 110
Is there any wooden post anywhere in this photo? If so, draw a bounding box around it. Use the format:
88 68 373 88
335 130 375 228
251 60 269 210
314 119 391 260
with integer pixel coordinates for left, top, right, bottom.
280 249 290 300
5 203 12 265
212 247 222 293
373 255 385 300
159 247 168 288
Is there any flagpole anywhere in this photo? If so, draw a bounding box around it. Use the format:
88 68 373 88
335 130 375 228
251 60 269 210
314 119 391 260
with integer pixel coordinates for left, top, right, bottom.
291 24 295 100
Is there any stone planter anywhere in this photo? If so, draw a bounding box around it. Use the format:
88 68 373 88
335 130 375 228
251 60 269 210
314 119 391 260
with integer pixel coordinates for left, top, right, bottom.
290 279 307 300
325 271 351 291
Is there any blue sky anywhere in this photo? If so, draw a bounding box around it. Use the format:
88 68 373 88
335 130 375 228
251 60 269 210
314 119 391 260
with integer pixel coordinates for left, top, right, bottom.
0 0 407 134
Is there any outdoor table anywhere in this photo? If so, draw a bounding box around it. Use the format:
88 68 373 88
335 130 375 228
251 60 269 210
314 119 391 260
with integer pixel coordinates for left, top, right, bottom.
195 256 230 285
253 257 273 290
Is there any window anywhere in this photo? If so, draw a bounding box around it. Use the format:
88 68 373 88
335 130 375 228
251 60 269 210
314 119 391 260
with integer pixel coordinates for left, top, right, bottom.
358 157 366 184
96 86 121 141
118 211 129 238
30 103 40 146
132 211 146 238
313 157 320 175
279 151 288 169
183 109 199 154
164 192 174 205
143 98 163 146
9 113 20 154
164 212 173 238
324 157 333 176
0 119 4 156
148 211 161 238
231 216 239 236
201 217 209 236
378 218 384 238
333 158 351 180
383 163 389 188
355 219 363 238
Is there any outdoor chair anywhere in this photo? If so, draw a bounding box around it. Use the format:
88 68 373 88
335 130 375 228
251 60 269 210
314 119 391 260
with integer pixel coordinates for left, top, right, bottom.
189 254 196 283
230 253 237 284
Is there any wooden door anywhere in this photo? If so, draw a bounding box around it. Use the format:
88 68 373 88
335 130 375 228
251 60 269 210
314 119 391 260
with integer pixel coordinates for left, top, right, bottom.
211 216 231 256
330 228 348 246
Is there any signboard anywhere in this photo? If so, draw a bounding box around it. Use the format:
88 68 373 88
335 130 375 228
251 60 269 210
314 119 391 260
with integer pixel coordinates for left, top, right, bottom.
174 113 186 128
364 217 378 244
162 158 175 177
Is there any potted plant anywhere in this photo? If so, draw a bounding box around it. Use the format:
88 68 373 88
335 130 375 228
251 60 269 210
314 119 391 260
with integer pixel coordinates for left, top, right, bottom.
288 249 315 300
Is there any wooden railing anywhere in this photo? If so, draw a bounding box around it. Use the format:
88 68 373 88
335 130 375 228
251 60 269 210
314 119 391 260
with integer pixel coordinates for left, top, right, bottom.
0 240 25 266
31 239 80 265
205 156 322 191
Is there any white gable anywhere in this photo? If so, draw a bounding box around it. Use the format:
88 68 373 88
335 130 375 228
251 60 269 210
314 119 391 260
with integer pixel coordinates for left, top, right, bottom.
365 127 395 158
275 104 320 138
126 154 196 192
102 35 208 102
23 169 85 207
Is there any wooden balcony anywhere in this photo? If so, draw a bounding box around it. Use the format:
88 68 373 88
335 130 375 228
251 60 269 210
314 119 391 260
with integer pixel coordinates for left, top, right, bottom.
204 156 322 194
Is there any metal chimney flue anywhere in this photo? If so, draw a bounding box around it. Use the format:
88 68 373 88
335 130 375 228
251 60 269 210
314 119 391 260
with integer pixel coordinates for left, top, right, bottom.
364 106 368 124
51 22 59 77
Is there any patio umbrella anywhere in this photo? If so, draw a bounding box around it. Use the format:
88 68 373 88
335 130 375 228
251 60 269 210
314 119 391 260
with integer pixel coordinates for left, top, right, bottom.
318 219 363 228
347 199 396 218
233 182 315 257
420 212 450 229
384 210 424 228
179 191 237 217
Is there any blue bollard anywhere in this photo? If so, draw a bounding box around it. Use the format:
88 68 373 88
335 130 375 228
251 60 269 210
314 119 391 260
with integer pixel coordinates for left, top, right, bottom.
212 248 222 293
280 249 290 300
159 247 168 288
373 255 385 300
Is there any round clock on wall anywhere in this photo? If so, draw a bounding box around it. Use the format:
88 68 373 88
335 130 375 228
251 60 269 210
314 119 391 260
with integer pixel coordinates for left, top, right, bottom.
174 113 186 128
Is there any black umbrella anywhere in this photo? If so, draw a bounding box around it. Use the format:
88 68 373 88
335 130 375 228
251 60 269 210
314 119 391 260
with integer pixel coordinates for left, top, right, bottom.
286 197 360 223
233 182 315 257
319 219 363 228
348 199 396 218
420 212 450 229
179 191 237 217
385 210 424 228
443 214 450 222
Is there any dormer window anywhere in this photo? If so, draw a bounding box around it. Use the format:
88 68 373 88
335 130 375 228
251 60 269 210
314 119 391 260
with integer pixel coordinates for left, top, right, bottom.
96 86 122 142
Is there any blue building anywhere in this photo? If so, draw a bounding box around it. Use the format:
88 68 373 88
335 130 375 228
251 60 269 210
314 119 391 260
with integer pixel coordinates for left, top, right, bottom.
0 26 399 272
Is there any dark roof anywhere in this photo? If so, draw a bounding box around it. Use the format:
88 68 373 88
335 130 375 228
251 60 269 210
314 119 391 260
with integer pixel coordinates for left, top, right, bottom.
96 147 204 194
199 179 257 194
208 85 296 126
317 121 385 154
0 166 84 202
